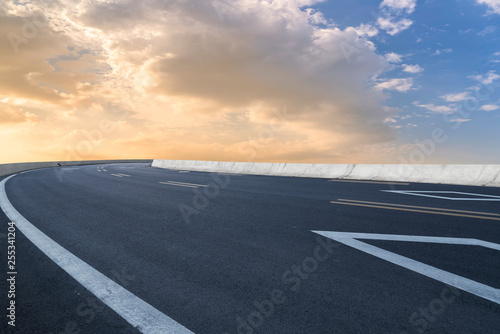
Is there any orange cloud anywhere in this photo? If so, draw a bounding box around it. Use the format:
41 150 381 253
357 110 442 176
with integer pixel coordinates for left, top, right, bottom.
0 0 403 164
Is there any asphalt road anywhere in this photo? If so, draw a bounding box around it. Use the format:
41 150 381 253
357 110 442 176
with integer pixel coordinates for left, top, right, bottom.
1 163 499 333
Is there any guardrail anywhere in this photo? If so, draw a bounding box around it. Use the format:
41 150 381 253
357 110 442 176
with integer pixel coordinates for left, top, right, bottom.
0 160 153 178
152 160 500 187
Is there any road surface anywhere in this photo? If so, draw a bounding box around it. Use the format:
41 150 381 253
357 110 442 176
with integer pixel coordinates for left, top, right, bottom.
1 163 499 333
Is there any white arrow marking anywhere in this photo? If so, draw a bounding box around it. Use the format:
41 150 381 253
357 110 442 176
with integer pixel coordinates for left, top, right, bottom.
312 231 500 305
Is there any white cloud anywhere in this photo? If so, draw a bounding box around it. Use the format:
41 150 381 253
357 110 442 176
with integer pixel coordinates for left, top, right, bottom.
441 92 470 102
468 71 500 85
402 64 424 73
476 0 500 14
385 52 403 63
492 52 500 63
449 118 471 123
415 103 455 113
434 48 453 55
478 25 497 35
375 78 413 92
354 24 379 37
377 17 413 35
479 104 499 111
377 0 416 36
380 0 417 14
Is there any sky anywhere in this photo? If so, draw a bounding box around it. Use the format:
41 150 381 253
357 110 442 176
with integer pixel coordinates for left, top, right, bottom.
1 0 499 164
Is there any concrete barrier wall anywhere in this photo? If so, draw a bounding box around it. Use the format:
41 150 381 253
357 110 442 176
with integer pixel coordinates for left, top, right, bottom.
0 159 152 178
152 160 500 187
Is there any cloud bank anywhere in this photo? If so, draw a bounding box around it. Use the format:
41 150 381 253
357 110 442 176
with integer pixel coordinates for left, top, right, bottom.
0 0 400 163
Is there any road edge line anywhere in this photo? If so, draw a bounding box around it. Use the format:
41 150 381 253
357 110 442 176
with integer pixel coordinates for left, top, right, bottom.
0 174 195 334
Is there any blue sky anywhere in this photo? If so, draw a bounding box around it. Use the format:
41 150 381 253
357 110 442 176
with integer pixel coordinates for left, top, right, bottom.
316 0 500 162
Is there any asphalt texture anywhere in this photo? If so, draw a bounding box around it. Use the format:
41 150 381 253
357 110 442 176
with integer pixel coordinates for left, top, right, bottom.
0 163 499 333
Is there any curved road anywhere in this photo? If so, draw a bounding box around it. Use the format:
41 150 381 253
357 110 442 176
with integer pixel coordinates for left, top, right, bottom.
1 163 499 333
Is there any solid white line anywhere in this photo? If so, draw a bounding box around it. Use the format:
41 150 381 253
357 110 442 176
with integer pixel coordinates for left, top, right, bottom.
337 198 500 216
116 173 131 177
382 190 500 201
159 182 198 188
0 174 195 334
312 231 500 305
312 231 500 251
165 181 208 187
159 181 207 187
328 179 410 185
110 174 124 178
388 191 500 197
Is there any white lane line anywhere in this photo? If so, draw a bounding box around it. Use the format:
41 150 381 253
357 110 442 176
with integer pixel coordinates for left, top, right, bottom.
166 181 207 187
337 199 500 216
329 179 410 185
382 190 500 201
0 174 195 334
312 231 500 305
159 181 208 188
159 182 198 188
159 182 197 188
389 191 500 196
110 174 131 178
316 232 500 251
